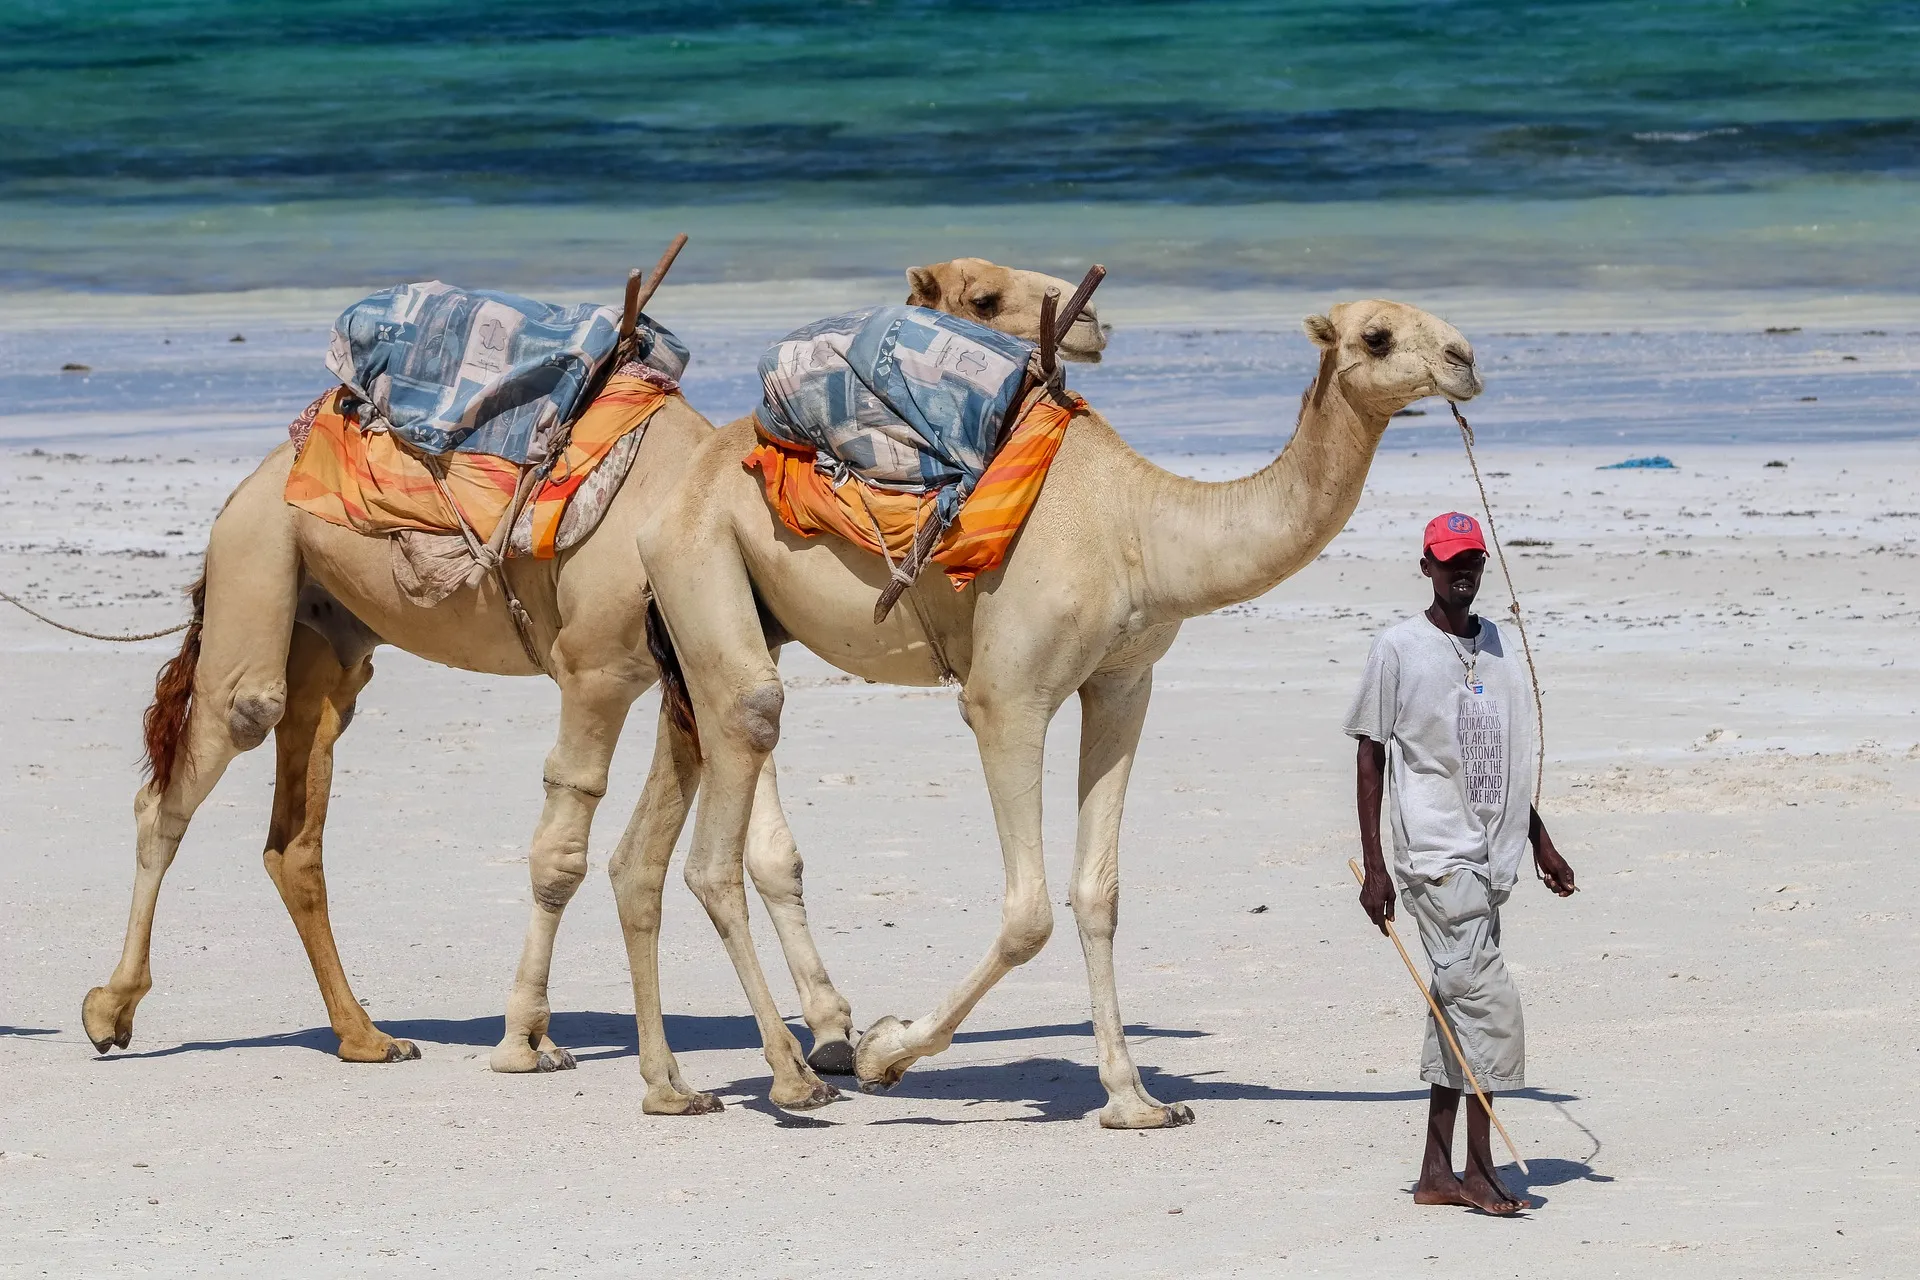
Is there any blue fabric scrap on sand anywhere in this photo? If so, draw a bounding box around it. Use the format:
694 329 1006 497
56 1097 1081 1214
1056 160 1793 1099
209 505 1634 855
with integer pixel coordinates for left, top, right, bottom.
1599 455 1676 469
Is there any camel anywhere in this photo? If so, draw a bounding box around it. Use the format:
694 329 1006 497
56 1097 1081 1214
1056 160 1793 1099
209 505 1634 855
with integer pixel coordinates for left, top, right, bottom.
627 299 1483 1124
81 260 1106 1099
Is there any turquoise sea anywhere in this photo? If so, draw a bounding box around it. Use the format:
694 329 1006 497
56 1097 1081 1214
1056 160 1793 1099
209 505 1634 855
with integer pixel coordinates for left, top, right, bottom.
4 0 1919 292
2 2 1916 448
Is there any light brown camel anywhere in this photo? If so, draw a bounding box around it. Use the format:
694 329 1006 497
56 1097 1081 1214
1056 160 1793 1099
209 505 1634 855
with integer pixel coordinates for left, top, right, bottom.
628 299 1482 1123
81 261 1105 1098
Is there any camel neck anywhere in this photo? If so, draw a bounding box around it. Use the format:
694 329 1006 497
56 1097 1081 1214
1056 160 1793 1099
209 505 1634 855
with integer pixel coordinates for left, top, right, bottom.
1138 353 1390 621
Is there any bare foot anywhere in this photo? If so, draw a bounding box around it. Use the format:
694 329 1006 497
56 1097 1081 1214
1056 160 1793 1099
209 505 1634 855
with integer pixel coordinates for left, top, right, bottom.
1413 1169 1528 1215
1412 1171 1473 1207
1458 1164 1529 1215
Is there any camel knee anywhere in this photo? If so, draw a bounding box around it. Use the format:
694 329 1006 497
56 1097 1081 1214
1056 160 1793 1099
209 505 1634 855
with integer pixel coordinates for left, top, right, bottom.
1071 871 1120 941
267 840 327 912
727 680 784 753
529 838 589 913
608 852 665 931
227 684 287 751
995 890 1055 966
745 831 803 907
683 857 744 916
132 787 188 864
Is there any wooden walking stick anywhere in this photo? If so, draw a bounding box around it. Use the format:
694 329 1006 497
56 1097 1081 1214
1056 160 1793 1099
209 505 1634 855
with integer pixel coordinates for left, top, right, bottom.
1348 858 1529 1175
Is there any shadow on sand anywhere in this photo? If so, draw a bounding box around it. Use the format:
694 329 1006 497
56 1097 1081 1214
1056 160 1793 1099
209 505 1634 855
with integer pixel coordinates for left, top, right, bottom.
91 1013 1205 1065
712 1061 1576 1126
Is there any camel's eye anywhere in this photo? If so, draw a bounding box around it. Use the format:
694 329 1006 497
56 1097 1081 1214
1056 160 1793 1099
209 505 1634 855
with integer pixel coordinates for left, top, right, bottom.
1363 328 1394 357
971 293 1000 316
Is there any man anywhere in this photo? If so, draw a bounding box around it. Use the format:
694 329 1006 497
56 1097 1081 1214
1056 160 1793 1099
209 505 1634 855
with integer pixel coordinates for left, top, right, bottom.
1345 512 1577 1215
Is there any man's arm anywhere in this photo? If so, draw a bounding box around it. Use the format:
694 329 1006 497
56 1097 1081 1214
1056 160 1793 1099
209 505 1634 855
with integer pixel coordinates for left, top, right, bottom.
1528 806 1577 896
1356 738 1394 933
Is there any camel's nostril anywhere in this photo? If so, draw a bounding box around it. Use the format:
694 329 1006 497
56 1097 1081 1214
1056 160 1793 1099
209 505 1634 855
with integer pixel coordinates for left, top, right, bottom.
1445 344 1474 368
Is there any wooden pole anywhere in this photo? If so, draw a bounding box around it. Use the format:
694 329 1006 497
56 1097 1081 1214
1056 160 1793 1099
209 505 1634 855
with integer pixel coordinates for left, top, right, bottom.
621 232 689 342
1347 859 1530 1175
618 269 644 344
1053 263 1106 341
1037 287 1059 380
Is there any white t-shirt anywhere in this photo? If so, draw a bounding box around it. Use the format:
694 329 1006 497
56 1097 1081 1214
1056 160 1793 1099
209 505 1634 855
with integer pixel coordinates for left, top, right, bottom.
1344 614 1537 890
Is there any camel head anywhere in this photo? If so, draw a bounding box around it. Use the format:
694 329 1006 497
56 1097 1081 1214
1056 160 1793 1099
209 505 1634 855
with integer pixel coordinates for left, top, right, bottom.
1302 300 1482 416
905 257 1110 363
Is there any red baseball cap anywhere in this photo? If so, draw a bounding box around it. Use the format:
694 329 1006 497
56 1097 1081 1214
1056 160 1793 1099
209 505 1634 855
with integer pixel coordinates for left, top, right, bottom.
1423 511 1487 561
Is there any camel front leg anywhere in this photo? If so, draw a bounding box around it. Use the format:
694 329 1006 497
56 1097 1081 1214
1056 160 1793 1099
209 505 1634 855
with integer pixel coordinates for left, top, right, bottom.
259 628 416 1063
607 706 721 1114
745 756 856 1075
853 693 1055 1093
1072 666 1191 1128
492 666 642 1073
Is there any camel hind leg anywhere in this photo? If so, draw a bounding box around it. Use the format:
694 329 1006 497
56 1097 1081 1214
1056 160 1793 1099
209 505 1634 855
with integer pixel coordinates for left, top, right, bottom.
84 458 302 1053
745 756 856 1074
81 699 251 1053
260 625 416 1063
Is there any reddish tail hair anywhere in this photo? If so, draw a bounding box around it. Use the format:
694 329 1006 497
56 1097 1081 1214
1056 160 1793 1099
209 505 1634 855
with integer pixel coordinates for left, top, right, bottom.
142 573 206 793
645 590 700 760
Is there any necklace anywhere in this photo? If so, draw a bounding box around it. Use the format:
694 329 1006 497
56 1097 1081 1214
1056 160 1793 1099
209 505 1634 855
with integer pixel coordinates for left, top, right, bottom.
1445 624 1483 693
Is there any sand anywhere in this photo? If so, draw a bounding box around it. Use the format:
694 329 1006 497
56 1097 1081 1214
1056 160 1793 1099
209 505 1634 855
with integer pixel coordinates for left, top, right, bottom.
2 350 1918 1276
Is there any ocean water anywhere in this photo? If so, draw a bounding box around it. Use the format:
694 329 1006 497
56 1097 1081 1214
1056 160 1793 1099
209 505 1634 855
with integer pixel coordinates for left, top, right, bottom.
1 1 1915 450
3 1 1918 293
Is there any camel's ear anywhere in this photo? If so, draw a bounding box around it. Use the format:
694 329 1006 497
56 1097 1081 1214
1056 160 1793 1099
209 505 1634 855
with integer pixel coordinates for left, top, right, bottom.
1303 314 1338 348
906 265 941 308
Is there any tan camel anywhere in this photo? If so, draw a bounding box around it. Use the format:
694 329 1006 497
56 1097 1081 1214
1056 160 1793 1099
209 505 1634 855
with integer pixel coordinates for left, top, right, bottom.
81 261 1104 1100
627 299 1483 1123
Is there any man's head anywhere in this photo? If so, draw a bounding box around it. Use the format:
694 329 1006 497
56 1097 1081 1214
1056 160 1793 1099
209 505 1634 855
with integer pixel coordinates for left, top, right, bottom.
1420 512 1487 610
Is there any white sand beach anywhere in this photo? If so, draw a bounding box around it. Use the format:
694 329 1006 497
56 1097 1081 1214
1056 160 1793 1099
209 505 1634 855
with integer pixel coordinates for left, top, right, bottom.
2 343 1916 1275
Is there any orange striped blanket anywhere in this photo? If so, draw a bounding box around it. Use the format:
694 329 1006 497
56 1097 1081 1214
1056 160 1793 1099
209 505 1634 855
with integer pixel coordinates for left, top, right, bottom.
744 390 1081 589
286 369 676 559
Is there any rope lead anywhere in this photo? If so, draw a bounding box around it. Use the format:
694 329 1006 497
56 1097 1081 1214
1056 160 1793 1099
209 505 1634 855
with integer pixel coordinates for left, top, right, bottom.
1 589 192 642
1449 401 1546 806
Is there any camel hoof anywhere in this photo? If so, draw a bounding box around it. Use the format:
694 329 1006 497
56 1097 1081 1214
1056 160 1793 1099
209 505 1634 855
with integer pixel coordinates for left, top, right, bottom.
643 1089 725 1117
777 1079 843 1112
852 1015 917 1093
489 1039 541 1073
339 1036 421 1064
535 1047 577 1073
1099 1100 1196 1130
806 1037 857 1077
82 986 134 1055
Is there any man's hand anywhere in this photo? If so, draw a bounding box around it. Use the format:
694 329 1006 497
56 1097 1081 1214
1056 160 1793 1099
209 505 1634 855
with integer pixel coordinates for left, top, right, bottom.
1529 807 1577 897
1359 861 1396 934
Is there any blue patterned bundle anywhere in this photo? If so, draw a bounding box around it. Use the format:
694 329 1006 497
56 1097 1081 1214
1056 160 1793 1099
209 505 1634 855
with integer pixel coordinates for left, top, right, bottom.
325 281 688 464
756 305 1033 521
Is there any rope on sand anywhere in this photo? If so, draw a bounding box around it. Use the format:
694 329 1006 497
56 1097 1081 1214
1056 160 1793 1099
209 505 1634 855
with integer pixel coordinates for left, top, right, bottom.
1449 401 1546 805
1 588 191 642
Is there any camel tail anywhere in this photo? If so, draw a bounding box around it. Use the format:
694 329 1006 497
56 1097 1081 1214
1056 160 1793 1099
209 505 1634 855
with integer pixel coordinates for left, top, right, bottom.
142 572 206 793
645 591 701 761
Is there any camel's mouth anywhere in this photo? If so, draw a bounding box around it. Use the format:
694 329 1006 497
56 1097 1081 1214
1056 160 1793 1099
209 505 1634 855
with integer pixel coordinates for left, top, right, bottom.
1434 350 1483 402
1056 315 1110 365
